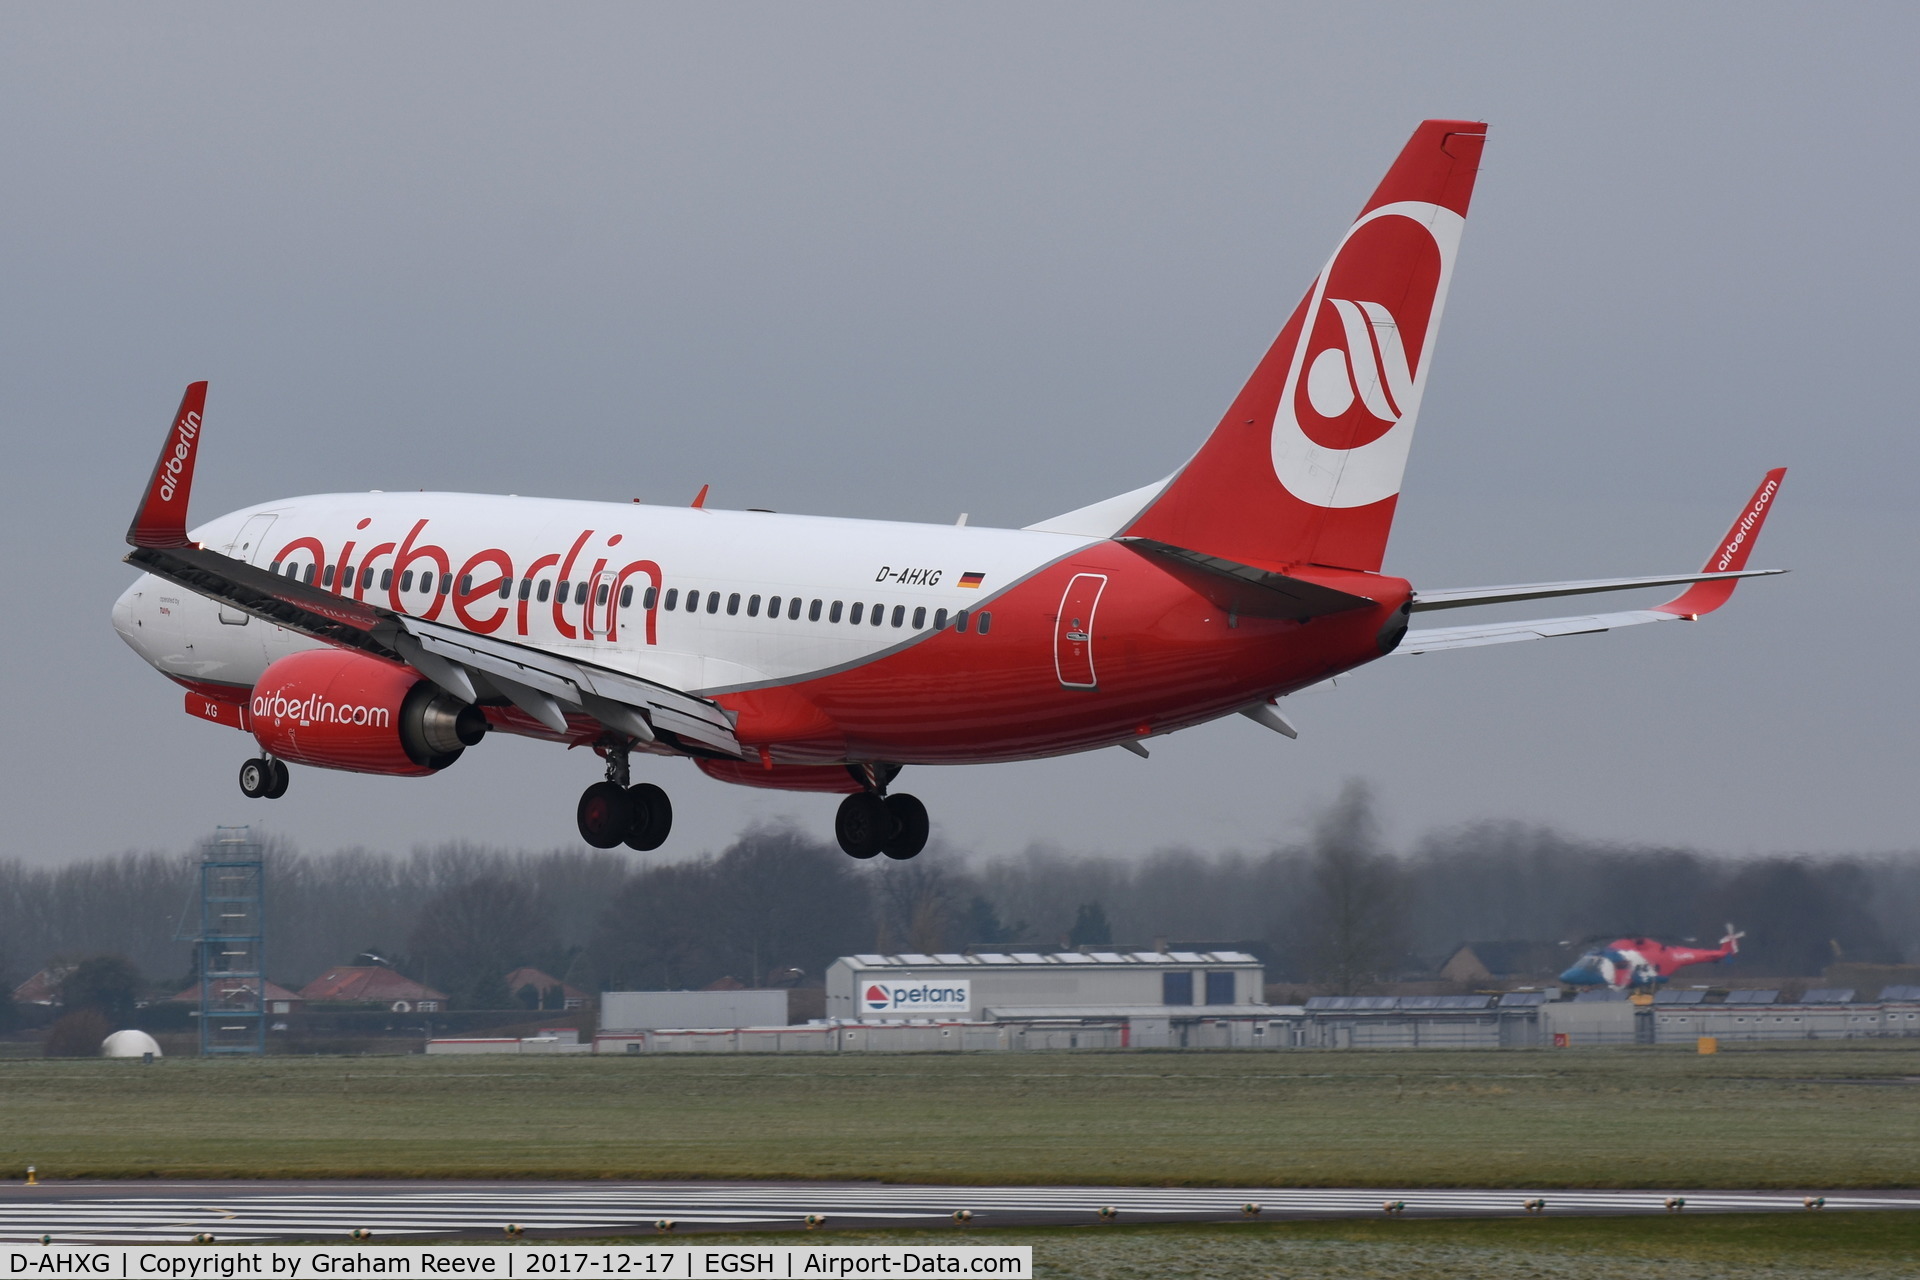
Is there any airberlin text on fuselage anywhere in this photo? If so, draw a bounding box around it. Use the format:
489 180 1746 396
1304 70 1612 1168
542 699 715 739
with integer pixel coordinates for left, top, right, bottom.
252 691 392 728
269 518 662 646
157 412 201 504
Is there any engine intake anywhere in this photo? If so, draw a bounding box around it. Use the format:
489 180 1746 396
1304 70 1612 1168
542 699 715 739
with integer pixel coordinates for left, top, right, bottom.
250 648 487 776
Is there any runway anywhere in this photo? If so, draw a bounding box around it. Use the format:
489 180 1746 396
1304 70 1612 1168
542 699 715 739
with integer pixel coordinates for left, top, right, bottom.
1 1181 1916 1242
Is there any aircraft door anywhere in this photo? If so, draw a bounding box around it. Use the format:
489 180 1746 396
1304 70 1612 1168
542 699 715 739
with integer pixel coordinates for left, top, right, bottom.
1053 573 1107 689
586 569 619 638
218 514 278 625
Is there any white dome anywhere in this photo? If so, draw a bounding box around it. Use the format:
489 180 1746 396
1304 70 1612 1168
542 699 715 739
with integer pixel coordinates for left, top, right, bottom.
100 1029 163 1058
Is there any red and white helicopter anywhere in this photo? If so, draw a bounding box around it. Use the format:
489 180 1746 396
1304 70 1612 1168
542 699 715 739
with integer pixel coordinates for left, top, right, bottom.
1560 927 1746 991
113 120 1786 860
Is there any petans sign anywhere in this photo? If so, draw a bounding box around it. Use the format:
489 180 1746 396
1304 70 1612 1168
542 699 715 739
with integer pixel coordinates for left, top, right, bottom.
861 979 971 1014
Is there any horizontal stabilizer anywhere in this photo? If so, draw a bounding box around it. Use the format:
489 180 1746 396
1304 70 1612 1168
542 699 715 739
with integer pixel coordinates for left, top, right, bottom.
1411 569 1783 613
1119 537 1375 621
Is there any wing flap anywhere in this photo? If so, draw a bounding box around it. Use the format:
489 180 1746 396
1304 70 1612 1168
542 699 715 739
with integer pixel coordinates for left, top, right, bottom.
1395 608 1671 655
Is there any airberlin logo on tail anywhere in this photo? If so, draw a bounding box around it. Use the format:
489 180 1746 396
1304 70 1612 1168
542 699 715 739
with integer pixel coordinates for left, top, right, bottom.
1712 477 1779 572
1271 201 1466 510
861 980 969 1012
157 412 201 504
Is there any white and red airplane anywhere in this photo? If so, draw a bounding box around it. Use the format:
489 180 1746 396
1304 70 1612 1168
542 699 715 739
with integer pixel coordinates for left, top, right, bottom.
113 120 1786 860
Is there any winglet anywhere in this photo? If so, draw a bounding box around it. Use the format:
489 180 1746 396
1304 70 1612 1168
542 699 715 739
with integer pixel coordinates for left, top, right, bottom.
1655 469 1787 618
127 382 209 548
690 484 710 509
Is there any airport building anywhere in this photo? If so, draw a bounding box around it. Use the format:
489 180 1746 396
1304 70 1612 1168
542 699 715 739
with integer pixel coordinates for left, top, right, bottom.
824 949 1267 1022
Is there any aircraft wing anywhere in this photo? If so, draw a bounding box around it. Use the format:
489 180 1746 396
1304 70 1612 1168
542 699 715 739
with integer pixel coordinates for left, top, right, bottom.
1394 469 1786 658
122 383 743 758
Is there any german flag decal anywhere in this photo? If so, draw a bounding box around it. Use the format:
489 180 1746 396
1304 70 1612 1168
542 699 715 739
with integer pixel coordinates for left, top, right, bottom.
957 572 986 589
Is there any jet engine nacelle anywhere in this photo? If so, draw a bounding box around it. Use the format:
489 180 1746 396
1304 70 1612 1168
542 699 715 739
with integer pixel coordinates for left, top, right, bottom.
249 648 487 775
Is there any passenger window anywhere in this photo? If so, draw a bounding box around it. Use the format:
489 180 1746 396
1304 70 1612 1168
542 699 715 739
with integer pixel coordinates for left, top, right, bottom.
808 599 823 622
872 603 884 626
498 578 512 599
439 574 452 596
849 602 863 625
323 565 338 588
747 594 761 617
300 563 314 585
768 595 782 617
934 608 948 630
706 592 720 614
558 579 571 601
912 606 927 629
459 574 474 595
620 585 634 608
977 611 992 634
596 582 610 605
380 568 393 591
727 592 741 615
268 561 281 574
891 605 905 628
518 578 531 600
662 587 678 610
537 580 552 603
955 609 969 633
575 582 588 605
400 570 413 591
685 590 700 611
829 601 843 623
643 586 657 609
788 597 803 620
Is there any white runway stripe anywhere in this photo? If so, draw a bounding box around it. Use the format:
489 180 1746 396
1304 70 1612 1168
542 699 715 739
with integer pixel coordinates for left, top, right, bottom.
2 1183 1915 1243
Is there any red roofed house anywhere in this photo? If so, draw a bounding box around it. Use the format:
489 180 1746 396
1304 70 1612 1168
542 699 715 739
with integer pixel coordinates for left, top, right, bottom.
503 967 590 1011
298 965 449 1012
11 965 75 1007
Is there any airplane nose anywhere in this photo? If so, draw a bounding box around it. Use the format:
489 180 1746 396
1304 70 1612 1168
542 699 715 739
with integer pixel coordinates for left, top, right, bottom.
112 576 158 659
1558 966 1595 985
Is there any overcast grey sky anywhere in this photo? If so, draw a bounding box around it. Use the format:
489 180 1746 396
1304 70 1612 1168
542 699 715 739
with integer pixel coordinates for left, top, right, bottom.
3 4 1914 863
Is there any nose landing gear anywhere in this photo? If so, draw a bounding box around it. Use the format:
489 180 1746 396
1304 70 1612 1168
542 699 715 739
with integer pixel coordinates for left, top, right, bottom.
238 757 289 799
835 790 929 860
577 745 674 850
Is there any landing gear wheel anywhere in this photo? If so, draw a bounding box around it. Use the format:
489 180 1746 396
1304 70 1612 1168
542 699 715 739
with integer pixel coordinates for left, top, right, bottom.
577 781 634 849
263 759 290 800
623 783 673 852
238 758 272 799
835 792 894 859
881 793 928 860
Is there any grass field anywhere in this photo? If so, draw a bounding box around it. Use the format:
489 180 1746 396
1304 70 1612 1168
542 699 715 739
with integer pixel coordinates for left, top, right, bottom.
681 1215 1920 1280
1 1043 1917 1187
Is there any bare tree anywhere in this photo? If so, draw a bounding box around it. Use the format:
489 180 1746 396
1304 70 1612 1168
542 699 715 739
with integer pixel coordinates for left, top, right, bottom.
1300 780 1405 992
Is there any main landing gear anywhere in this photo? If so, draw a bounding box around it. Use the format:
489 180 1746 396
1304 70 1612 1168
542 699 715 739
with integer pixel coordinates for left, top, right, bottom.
835 790 929 861
577 746 673 851
238 756 289 800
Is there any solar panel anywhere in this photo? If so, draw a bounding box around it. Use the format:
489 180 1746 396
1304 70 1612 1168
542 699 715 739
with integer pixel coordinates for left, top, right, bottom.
1437 994 1494 1009
1654 989 1708 1005
1053 953 1095 964
896 954 937 966
972 953 1015 964
1878 985 1920 1003
1572 988 1627 1002
1209 951 1258 963
1497 991 1550 1007
1722 988 1779 1005
1129 952 1167 964
1354 995 1399 1010
1168 952 1208 964
1304 996 1339 1010
932 954 969 965
1800 988 1856 1004
1010 953 1047 964
1087 952 1127 964
852 954 890 966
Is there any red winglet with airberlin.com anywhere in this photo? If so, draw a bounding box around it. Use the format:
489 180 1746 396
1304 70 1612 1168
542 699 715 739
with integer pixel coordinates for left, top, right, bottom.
1655 468 1787 619
127 381 208 549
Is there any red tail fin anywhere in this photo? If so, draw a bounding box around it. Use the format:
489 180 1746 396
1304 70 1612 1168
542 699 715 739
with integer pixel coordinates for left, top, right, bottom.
1123 121 1486 571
